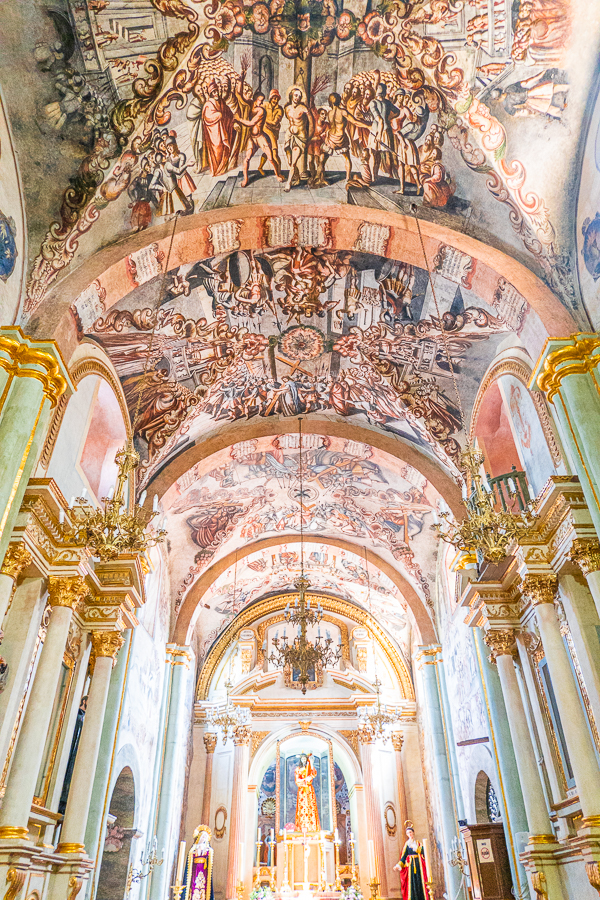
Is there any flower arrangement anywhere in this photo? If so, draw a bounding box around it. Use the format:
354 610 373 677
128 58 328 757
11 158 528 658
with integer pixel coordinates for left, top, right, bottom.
341 885 364 900
250 886 273 900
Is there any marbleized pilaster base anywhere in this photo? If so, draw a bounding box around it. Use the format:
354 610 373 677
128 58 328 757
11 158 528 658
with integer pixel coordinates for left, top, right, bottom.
520 836 563 900
0 839 93 900
45 850 93 900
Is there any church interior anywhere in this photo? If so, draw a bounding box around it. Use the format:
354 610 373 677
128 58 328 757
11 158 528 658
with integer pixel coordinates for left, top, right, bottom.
2 1 600 900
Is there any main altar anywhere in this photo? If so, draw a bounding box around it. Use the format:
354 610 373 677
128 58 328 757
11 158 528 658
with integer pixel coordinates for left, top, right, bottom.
253 734 357 896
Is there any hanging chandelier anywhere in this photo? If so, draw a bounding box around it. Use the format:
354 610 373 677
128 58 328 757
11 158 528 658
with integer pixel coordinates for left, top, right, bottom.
269 574 342 694
268 419 342 693
433 445 536 564
206 677 250 743
358 677 402 740
61 442 166 562
411 206 536 565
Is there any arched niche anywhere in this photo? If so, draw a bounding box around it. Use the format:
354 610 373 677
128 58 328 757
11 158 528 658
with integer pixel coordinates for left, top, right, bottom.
195 589 414 702
96 766 137 900
38 345 130 503
470 352 564 497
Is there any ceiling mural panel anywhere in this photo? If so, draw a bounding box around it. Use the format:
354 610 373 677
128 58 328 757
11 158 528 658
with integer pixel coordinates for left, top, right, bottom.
0 0 591 322
85 244 527 486
194 540 412 663
161 434 441 615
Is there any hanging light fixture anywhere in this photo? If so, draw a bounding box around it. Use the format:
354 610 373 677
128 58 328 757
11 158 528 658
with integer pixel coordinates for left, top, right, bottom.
60 443 166 562
268 419 342 693
358 677 402 740
61 214 183 561
357 551 402 739
206 675 251 743
411 206 537 564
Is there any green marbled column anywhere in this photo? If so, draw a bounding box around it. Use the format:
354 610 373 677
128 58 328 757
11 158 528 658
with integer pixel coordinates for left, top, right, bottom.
84 628 134 900
472 628 529 900
533 335 600 536
0 328 71 564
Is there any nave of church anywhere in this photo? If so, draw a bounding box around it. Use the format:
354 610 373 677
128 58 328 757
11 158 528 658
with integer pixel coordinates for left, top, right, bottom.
3 1 600 899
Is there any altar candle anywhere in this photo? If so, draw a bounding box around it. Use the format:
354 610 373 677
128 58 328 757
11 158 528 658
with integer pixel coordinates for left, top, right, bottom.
239 843 245 881
176 841 186 885
368 839 376 880
270 828 274 842
335 829 339 843
423 839 431 880
258 827 262 842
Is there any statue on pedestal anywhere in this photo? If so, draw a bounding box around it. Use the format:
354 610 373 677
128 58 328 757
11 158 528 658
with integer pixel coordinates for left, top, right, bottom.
394 823 428 900
183 825 214 900
295 753 320 832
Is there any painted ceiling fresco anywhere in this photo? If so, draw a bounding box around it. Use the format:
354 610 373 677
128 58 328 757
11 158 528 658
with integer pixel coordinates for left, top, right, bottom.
85 244 537 486
194 540 411 663
0 0 595 328
161 434 440 616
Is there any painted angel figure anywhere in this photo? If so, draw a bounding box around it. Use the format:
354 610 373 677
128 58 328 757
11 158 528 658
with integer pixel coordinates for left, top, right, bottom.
295 752 320 832
182 825 214 900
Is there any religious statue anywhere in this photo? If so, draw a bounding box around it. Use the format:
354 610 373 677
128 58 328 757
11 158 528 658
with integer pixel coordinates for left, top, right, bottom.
394 822 428 900
182 825 214 900
294 752 320 832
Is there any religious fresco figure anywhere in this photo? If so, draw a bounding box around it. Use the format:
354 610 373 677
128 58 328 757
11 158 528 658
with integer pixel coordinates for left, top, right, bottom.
394 823 428 900
182 826 214 900
294 753 320 832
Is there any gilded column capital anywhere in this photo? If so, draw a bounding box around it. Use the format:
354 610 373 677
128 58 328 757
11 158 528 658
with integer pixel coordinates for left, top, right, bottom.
0 328 70 407
483 629 517 663
48 575 88 609
569 539 600 577
521 574 558 607
204 732 218 754
535 333 600 403
166 643 193 668
233 724 251 746
391 731 404 752
90 630 124 671
358 729 375 744
0 543 32 579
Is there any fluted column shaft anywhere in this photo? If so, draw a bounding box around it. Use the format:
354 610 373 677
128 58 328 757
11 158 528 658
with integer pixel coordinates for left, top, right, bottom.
484 631 553 837
202 732 218 826
525 575 600 817
227 726 251 900
0 576 87 838
359 736 388 898
58 631 124 853
391 732 408 839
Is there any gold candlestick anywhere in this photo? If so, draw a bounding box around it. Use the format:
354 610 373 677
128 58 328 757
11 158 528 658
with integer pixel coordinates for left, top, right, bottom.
350 837 357 886
426 881 435 900
334 837 342 891
172 883 185 900
236 880 244 900
369 879 380 900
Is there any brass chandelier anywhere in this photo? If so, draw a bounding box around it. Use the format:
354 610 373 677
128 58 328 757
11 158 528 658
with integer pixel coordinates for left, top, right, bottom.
61 443 166 562
206 676 250 743
269 574 342 694
412 206 537 564
268 419 342 693
433 445 536 564
358 677 402 740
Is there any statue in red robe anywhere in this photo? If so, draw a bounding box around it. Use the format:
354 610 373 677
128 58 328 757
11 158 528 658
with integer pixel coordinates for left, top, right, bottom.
394 824 428 900
182 826 214 900
295 753 320 832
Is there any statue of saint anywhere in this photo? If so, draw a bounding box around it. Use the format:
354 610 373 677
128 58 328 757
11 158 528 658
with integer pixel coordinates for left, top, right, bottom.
394 822 428 900
294 752 320 832
183 825 214 900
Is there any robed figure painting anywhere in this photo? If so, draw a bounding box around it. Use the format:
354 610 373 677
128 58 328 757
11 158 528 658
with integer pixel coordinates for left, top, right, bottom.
183 826 214 900
295 752 320 832
394 824 428 900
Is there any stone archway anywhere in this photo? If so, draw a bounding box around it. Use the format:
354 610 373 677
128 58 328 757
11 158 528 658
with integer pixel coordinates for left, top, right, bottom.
96 767 137 900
